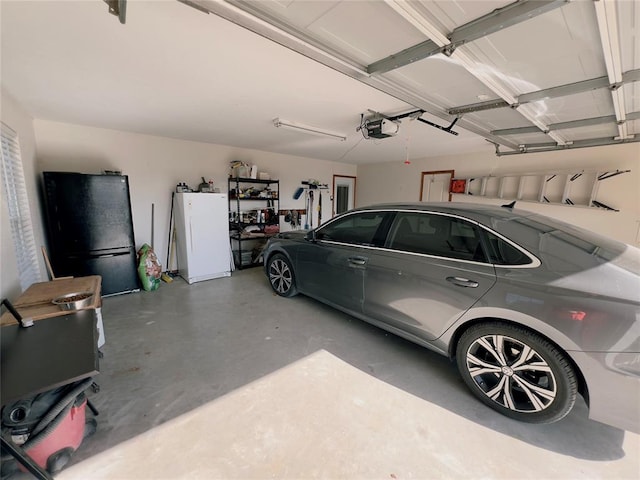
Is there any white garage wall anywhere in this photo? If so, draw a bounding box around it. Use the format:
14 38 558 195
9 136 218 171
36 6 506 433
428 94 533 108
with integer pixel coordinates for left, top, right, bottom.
33 119 356 270
356 143 640 245
0 89 47 300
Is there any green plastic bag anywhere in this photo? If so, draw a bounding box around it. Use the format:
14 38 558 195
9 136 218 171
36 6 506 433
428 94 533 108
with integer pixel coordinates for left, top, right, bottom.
137 244 161 291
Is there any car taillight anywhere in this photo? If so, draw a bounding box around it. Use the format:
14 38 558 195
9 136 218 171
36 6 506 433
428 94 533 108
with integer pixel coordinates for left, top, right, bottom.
569 310 587 321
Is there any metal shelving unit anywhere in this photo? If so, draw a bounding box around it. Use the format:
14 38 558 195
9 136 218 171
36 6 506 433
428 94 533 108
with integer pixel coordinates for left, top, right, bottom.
228 177 279 269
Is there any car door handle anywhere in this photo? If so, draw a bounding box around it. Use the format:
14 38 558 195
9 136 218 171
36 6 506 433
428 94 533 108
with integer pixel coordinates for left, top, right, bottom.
446 276 479 288
348 256 368 266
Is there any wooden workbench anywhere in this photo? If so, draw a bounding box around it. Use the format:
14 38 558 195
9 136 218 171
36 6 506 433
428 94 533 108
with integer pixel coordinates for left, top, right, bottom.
1 276 102 326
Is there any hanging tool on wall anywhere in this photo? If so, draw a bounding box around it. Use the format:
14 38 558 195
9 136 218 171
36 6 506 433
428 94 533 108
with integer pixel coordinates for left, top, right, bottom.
163 192 176 282
151 203 155 248
165 192 174 271
309 190 314 229
297 180 329 230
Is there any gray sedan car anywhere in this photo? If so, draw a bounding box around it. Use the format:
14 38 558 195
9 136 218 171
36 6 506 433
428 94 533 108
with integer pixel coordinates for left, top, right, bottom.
264 203 640 432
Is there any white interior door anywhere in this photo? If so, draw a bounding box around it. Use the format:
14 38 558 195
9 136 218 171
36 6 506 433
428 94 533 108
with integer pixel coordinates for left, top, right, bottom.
333 175 356 216
420 171 454 202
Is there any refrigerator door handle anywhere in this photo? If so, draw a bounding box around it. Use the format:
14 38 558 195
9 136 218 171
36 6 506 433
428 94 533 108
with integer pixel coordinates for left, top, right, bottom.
67 251 130 259
189 220 194 253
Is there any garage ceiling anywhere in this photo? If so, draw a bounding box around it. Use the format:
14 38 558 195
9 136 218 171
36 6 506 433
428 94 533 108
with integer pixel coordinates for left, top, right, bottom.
1 0 638 164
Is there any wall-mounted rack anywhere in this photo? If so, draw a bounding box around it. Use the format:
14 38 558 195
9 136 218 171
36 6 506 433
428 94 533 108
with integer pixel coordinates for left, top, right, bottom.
294 181 329 229
451 169 630 211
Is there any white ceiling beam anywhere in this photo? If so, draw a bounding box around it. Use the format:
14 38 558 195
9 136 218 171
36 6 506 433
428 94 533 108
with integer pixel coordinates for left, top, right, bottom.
450 50 518 105
492 113 640 135
450 68 640 115
383 1 567 144
611 88 626 122
497 135 640 156
594 0 631 139
594 0 623 84
383 0 449 47
617 122 629 140
372 0 567 74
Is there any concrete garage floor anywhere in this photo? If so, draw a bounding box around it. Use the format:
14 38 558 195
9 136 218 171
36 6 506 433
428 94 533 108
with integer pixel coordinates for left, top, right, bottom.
60 268 638 479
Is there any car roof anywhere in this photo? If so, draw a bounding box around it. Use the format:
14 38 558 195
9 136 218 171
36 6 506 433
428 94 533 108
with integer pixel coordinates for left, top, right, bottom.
351 201 631 261
352 202 535 224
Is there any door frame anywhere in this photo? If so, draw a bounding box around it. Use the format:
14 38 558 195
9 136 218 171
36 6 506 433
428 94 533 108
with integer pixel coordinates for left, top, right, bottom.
332 175 357 216
419 170 455 202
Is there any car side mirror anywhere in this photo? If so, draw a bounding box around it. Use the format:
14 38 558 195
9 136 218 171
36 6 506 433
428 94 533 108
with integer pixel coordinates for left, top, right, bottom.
304 230 317 242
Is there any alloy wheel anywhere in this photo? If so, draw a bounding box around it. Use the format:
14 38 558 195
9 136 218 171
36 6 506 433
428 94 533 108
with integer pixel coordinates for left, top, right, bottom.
465 334 557 413
269 258 293 295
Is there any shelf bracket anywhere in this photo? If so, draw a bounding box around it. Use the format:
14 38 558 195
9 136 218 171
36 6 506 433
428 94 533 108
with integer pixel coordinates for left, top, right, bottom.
598 170 631 181
592 200 619 212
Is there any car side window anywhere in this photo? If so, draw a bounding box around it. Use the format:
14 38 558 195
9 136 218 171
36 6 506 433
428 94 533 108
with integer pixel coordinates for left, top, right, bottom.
386 213 487 262
482 230 532 265
316 212 387 246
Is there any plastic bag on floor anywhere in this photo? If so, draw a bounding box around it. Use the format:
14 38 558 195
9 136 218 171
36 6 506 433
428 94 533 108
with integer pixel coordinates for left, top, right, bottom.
137 244 161 291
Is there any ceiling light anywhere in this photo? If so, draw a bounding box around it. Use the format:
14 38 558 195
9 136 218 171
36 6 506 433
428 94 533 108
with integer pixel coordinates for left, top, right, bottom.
273 118 347 141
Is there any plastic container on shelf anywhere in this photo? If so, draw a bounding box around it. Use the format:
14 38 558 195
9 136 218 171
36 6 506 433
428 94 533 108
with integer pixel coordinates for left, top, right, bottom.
233 250 253 266
231 166 251 178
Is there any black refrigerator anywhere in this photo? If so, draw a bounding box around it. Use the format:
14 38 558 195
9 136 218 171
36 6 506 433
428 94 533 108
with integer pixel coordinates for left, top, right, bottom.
43 172 140 296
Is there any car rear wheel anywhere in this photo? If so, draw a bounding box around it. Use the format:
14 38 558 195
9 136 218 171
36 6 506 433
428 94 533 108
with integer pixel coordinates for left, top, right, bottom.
267 254 298 297
456 322 577 424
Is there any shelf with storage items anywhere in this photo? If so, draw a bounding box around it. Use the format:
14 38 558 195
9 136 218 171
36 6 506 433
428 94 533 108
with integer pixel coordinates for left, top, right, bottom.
228 177 280 269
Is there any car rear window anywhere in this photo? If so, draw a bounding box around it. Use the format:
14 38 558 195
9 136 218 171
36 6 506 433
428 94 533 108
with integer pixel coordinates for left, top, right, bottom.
494 214 630 270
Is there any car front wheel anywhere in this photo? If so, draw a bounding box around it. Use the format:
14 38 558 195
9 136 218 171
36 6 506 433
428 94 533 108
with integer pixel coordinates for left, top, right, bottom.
456 322 578 424
267 253 298 297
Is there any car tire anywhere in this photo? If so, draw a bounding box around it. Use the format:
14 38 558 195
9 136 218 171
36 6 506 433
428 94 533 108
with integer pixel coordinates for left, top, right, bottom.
267 253 298 297
456 322 577 424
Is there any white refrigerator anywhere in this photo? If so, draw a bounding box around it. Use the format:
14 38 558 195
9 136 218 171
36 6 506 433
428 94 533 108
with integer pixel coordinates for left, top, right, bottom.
174 193 231 284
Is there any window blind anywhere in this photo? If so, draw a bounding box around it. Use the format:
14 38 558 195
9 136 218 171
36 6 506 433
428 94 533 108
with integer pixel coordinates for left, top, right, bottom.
1 122 41 290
